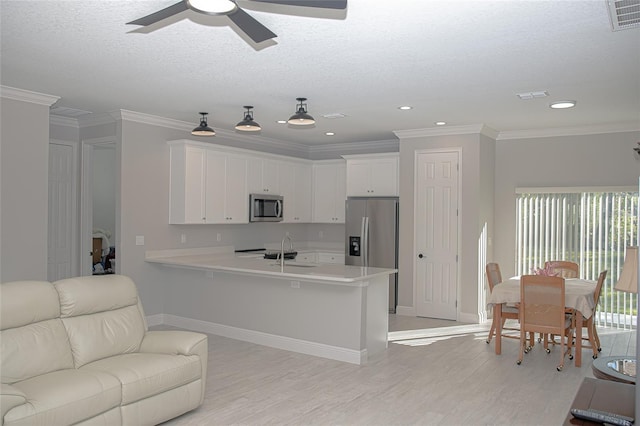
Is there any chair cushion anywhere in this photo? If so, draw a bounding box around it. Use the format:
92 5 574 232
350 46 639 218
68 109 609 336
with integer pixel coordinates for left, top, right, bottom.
4 369 121 426
1 319 74 384
82 352 202 405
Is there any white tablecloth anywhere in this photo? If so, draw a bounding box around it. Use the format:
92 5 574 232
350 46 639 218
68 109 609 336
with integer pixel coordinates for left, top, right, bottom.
487 277 597 319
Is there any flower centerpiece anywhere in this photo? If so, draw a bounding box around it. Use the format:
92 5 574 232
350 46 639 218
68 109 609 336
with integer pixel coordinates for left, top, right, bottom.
532 262 558 276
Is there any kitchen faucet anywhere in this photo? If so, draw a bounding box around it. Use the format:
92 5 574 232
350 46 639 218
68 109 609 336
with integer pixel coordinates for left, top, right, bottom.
279 234 293 272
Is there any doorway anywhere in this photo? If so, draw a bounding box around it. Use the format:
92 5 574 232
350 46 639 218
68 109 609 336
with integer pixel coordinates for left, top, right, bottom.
413 149 460 321
81 137 116 276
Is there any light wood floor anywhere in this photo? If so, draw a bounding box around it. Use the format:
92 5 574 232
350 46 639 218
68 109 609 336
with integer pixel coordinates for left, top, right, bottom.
158 319 636 425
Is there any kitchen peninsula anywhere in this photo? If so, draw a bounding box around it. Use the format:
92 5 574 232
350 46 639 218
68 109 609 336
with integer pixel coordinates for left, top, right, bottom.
146 247 397 364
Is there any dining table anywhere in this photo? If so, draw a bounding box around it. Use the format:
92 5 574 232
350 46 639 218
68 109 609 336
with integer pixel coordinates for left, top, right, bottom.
487 276 597 367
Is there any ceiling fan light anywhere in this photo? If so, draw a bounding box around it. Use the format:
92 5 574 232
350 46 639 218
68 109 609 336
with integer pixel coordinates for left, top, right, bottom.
186 0 237 15
235 106 261 132
288 97 315 125
191 112 215 136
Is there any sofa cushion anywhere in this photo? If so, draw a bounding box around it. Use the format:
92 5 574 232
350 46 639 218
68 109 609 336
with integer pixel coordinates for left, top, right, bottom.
82 352 202 405
1 319 75 384
0 281 60 330
54 275 146 367
4 369 121 426
54 275 138 317
62 305 146 368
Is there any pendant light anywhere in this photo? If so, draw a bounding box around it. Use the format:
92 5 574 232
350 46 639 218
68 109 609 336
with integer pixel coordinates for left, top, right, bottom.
235 106 261 132
287 97 315 126
191 112 215 136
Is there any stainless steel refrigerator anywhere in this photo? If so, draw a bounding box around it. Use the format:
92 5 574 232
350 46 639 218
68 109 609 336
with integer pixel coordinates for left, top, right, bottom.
345 197 399 313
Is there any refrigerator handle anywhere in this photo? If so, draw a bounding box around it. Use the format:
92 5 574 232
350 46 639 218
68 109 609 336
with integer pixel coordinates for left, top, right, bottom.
362 216 369 267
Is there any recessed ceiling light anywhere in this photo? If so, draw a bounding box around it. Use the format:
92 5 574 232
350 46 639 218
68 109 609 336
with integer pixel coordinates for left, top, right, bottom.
435 121 446 126
325 132 335 136
276 120 287 124
398 106 412 110
550 101 576 109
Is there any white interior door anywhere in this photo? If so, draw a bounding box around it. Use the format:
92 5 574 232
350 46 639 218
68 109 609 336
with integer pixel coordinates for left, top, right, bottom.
48 141 77 280
414 150 459 320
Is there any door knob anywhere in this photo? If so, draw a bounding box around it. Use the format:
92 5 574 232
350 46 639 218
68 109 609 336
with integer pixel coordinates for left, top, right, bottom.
418 253 424 259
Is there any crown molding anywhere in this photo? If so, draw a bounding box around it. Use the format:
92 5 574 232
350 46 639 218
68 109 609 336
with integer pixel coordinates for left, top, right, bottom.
309 139 399 155
50 115 79 128
0 86 60 106
497 121 640 140
393 124 499 140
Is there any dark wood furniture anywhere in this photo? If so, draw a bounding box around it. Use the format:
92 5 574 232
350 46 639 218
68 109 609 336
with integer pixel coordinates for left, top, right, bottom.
564 377 635 425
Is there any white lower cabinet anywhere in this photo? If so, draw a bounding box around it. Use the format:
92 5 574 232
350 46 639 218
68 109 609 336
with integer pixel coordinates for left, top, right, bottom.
295 252 317 263
317 253 345 264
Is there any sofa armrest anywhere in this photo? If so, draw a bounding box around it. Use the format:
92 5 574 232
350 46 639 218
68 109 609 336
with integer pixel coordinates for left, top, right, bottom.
140 330 207 356
140 330 208 405
2 384 27 425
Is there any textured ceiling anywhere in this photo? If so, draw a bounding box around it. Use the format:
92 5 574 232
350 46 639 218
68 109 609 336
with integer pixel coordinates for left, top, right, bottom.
1 0 639 147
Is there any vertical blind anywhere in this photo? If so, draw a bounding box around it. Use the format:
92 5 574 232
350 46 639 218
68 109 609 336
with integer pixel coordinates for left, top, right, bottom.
516 188 638 329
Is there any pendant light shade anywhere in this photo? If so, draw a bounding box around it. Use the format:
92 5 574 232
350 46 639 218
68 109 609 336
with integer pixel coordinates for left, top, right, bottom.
235 106 261 132
288 97 315 125
191 112 215 136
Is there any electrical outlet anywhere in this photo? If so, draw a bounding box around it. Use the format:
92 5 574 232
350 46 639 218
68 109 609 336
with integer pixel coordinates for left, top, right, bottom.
291 281 300 288
319 231 324 239
285 231 290 237
216 233 221 242
135 235 144 246
206 271 214 279
181 234 187 244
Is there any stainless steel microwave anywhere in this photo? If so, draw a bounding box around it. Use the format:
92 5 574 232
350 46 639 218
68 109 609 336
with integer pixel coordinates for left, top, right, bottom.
250 194 283 222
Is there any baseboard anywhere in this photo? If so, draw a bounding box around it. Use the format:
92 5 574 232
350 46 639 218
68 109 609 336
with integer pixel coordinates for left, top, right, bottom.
146 313 165 327
162 314 367 365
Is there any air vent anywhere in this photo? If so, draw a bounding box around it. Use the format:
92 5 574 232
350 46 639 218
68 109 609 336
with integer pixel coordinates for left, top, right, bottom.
322 113 347 119
607 0 640 31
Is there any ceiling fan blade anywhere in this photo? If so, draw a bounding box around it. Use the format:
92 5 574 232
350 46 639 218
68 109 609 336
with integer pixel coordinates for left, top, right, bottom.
228 7 277 43
249 0 347 9
126 1 189 26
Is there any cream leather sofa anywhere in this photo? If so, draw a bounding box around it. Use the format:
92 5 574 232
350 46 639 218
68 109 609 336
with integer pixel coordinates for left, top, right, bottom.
0 275 208 426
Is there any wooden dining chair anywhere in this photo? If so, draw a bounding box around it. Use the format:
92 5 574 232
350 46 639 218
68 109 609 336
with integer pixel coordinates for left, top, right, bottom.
574 270 607 359
485 263 521 344
544 260 579 278
517 275 574 371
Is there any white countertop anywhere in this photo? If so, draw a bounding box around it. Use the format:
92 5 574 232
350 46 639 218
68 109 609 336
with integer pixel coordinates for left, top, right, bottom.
145 247 396 286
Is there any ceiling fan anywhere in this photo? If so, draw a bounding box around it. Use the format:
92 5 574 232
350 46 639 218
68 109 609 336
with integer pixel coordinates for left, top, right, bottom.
127 0 347 43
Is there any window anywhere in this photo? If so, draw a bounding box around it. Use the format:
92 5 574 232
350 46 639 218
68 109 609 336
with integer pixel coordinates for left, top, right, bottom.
515 187 638 328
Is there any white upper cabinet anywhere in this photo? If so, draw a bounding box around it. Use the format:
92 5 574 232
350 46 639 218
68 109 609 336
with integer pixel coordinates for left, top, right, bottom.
279 161 312 223
312 161 346 223
169 141 248 224
343 153 399 196
247 157 280 195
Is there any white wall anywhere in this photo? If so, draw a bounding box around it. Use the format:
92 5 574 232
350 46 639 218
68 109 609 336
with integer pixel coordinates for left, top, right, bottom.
0 92 58 282
493 131 640 278
396 126 495 322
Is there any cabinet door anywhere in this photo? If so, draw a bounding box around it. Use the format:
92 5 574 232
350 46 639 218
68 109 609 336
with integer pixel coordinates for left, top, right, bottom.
313 164 337 223
247 158 280 194
333 164 346 223
313 163 345 223
294 164 312 222
369 158 398 196
346 161 371 196
204 151 226 223
224 155 248 223
318 253 345 264
183 146 206 223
